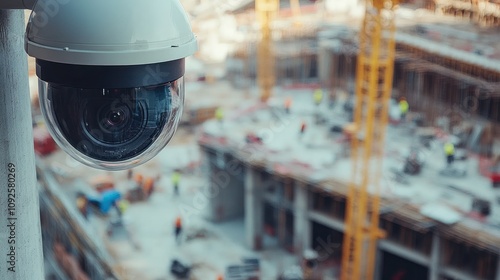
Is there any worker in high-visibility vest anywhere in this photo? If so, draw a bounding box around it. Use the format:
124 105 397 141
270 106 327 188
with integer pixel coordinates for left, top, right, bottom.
134 173 143 188
172 171 181 196
444 142 455 166
76 192 88 219
300 121 307 136
174 216 182 245
399 97 409 121
313 88 323 106
117 199 129 215
143 177 155 198
284 97 293 114
215 107 224 123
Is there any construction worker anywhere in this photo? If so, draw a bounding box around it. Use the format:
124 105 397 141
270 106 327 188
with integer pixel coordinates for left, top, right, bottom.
174 216 182 245
313 88 323 106
444 141 455 166
172 170 181 196
215 107 224 124
216 274 224 280
117 199 129 216
399 97 409 121
284 96 293 114
134 173 143 188
76 192 88 219
300 121 307 136
107 197 128 237
143 177 155 199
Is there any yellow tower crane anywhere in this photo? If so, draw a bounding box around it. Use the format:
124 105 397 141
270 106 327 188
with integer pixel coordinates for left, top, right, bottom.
256 0 278 102
340 1 399 280
256 0 302 102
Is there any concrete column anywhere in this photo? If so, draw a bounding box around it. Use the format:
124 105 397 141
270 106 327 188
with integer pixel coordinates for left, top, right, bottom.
294 183 310 254
429 232 440 280
415 71 423 103
318 41 332 89
373 247 384 280
245 167 263 250
495 255 500 280
0 10 44 279
201 149 219 222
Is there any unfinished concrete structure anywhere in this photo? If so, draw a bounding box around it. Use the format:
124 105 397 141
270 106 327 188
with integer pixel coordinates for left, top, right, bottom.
200 5 500 280
199 126 500 280
28 1 500 279
421 0 500 27
318 23 500 156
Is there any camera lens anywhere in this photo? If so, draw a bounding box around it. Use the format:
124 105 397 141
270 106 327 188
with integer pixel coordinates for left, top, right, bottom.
81 89 146 145
107 110 125 126
81 89 145 144
39 77 185 170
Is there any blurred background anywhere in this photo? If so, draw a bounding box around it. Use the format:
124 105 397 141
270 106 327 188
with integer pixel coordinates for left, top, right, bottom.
29 0 500 279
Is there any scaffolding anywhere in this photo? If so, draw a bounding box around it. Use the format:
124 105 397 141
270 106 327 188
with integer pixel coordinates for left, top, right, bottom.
431 0 500 26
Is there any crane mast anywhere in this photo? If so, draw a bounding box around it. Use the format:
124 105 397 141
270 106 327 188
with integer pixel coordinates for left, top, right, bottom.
340 1 398 279
256 0 278 102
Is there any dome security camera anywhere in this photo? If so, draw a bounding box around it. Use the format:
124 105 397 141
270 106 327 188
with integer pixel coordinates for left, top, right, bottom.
25 0 197 170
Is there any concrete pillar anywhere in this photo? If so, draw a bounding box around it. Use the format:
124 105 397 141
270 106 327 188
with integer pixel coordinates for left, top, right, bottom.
495 255 500 280
373 247 384 280
418 72 429 126
0 10 44 279
294 183 310 254
318 40 332 89
245 167 263 250
429 232 440 280
416 71 423 101
201 149 218 221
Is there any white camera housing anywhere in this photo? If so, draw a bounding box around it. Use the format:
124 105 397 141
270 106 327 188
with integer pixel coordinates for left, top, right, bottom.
25 0 197 170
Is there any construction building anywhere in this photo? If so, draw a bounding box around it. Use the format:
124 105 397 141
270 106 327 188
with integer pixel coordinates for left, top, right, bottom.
27 1 500 280
196 2 500 280
199 131 500 279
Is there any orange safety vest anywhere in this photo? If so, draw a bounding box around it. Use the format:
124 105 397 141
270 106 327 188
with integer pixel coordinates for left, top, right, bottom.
134 174 143 185
143 178 154 193
175 217 182 228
